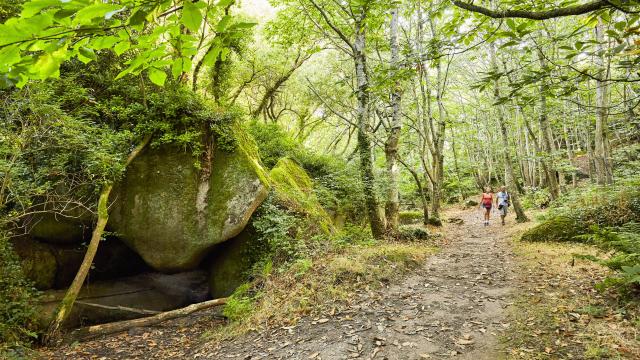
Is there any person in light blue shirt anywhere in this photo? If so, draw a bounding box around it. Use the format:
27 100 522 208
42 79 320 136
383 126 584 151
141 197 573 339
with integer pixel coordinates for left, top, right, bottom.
496 186 510 225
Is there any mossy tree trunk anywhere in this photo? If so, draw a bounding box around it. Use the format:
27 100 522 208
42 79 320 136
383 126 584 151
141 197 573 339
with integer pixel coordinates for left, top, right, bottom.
354 20 386 239
45 135 152 344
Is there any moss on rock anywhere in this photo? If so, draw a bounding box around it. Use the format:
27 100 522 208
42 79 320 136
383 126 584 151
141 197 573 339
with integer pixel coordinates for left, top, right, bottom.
520 216 588 243
269 158 334 235
10 238 57 290
28 213 91 244
109 123 270 272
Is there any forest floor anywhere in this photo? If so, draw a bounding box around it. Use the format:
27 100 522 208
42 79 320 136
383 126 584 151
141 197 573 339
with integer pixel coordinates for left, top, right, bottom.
38 207 639 359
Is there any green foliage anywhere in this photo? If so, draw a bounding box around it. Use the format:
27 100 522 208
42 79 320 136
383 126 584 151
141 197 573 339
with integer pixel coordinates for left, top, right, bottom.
251 196 306 267
222 283 256 322
520 187 552 210
247 121 366 223
0 233 40 352
575 224 640 294
399 211 424 225
0 0 256 88
332 224 375 247
543 179 640 228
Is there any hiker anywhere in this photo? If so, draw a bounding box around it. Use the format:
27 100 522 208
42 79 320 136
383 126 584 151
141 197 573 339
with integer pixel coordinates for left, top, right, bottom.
480 187 493 226
496 186 510 226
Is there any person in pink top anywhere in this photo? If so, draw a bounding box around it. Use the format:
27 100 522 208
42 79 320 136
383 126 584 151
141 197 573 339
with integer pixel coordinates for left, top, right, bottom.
480 187 493 226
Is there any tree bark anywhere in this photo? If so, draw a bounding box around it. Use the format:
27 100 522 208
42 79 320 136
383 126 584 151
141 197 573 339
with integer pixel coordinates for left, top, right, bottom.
354 17 386 239
45 135 152 344
594 20 614 185
384 7 402 231
536 50 560 200
452 0 611 20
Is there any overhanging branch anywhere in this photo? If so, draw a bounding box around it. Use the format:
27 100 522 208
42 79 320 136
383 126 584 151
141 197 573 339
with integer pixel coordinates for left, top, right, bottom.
451 0 612 20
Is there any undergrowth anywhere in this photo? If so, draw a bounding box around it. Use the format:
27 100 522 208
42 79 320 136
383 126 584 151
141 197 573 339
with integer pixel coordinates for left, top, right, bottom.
0 233 40 357
521 177 640 294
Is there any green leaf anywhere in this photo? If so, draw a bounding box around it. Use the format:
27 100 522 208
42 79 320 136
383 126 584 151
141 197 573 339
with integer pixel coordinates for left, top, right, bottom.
73 4 122 24
114 41 131 55
91 35 120 49
33 53 60 78
148 67 167 86
217 0 236 7
21 0 63 18
0 45 21 69
181 1 203 32
78 46 97 62
216 15 232 32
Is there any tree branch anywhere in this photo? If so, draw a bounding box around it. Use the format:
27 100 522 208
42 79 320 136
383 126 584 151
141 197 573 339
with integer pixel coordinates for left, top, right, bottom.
451 0 611 20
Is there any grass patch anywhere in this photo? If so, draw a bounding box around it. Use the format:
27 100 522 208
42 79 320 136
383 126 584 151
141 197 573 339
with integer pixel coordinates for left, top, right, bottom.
204 241 437 342
504 239 640 359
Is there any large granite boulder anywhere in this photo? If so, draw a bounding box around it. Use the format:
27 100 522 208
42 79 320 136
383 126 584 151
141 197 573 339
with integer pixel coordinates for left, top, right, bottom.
109 126 270 272
208 157 334 298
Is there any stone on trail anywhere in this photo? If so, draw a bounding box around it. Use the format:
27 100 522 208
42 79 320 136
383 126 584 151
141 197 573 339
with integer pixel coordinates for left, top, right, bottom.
109 124 270 272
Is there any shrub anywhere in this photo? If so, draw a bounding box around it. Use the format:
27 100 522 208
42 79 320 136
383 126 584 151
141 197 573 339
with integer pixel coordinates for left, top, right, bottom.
520 187 552 209
0 233 40 352
397 226 430 241
399 211 423 225
222 283 256 322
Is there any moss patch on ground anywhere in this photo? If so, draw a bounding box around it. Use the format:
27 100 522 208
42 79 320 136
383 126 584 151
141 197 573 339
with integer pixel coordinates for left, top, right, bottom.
504 239 640 359
520 216 588 243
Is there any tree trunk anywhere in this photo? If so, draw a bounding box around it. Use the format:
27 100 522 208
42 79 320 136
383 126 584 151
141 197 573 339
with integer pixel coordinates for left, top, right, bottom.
491 46 528 222
428 14 446 220
384 8 402 231
45 135 152 344
354 19 386 239
536 51 560 200
594 20 613 185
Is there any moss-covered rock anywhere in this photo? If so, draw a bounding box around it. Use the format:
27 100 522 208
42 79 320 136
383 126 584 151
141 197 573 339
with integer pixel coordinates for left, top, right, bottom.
520 216 588 243
207 225 257 298
27 212 91 244
109 125 270 272
10 237 57 290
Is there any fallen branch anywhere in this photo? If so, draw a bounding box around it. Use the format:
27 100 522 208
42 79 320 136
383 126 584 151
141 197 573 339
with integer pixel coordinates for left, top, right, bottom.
68 297 227 342
75 301 161 316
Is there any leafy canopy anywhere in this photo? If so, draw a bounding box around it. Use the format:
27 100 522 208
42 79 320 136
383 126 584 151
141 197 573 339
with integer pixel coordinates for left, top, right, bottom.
0 0 255 88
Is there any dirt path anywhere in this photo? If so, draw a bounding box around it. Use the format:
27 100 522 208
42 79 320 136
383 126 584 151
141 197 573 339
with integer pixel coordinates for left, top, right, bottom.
40 208 530 359
193 209 525 360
